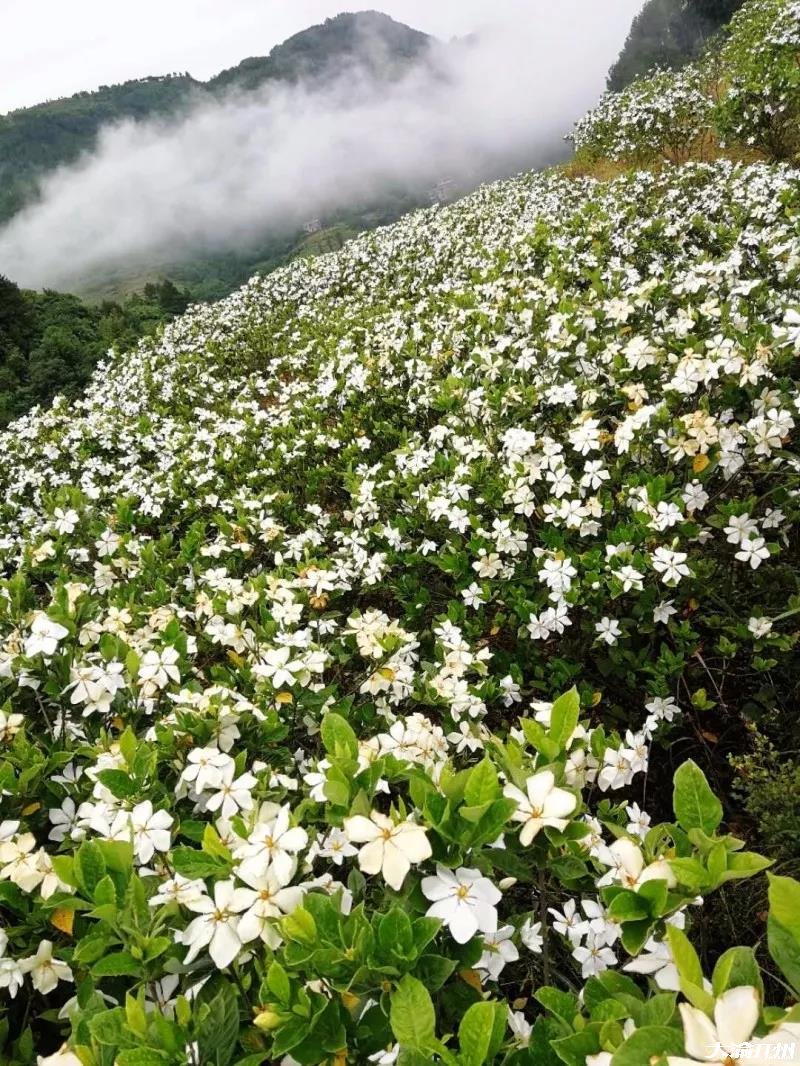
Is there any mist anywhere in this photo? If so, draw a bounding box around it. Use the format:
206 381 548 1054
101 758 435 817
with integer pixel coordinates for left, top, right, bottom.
0 2 641 291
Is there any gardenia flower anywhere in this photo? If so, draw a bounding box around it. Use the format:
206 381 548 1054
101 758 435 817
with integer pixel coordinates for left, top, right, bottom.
624 935 679 990
108 801 173 864
519 918 543 953
236 866 304 946
667 986 800 1066
177 879 252 968
239 805 308 885
344 811 431 891
597 838 677 890
421 864 501 943
503 770 577 845
21 940 73 994
24 612 69 658
595 617 622 645
478 925 519 980
748 616 772 638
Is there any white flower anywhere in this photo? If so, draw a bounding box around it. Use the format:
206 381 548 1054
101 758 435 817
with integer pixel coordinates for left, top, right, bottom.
667 986 766 1066
508 1008 532 1049
735 536 770 569
177 879 252 968
519 918 543 953
572 931 617 978
343 812 431 891
24 612 69 658
421 864 500 943
138 646 180 691
0 957 24 998
254 646 305 689
236 866 304 946
624 936 679 990
204 764 258 820
317 828 358 865
108 802 172 865
653 600 677 625
597 838 677 890
748 616 772 638
21 939 73 994
595 617 622 645
0 710 24 743
651 547 692 585
239 806 308 885
478 925 519 980
368 1047 400 1065
503 770 577 845
548 898 588 945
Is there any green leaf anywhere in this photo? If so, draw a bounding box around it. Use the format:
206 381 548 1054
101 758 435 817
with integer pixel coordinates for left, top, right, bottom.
390 974 436 1052
282 907 317 944
414 954 456 991
464 758 500 807
197 982 241 1066
768 916 800 995
171 846 229 879
520 719 559 761
75 840 107 898
92 951 142 978
320 711 358 761
611 1025 684 1066
266 961 291 1004
606 889 651 922
552 1029 602 1066
768 874 800 940
116 1052 170 1066
672 760 722 835
95 769 138 799
378 906 414 959
458 1001 506 1066
666 927 714 1014
93 874 117 908
549 687 580 749
712 948 762 997
89 1008 130 1047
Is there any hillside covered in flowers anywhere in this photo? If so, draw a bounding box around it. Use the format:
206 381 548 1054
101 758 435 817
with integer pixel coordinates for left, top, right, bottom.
2 1 800 1064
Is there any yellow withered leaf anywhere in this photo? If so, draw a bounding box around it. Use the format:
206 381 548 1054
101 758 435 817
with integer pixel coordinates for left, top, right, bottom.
458 969 483 992
693 453 710 473
276 691 294 705
21 802 40 816
51 908 74 936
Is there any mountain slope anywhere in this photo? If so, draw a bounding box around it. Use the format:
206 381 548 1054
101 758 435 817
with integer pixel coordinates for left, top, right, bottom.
1 0 800 1062
607 0 745 90
0 11 431 227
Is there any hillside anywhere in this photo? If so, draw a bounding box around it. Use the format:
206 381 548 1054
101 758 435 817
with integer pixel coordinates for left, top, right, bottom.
607 0 745 89
2 1 800 1064
0 12 431 228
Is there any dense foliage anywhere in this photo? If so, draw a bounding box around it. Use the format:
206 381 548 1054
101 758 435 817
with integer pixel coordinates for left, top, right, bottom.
574 0 800 164
607 0 744 91
2 1 800 1063
0 276 190 428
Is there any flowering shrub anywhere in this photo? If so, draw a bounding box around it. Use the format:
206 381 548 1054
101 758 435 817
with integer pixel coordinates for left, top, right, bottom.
572 65 715 163
716 0 800 159
2 4 800 1058
572 0 800 164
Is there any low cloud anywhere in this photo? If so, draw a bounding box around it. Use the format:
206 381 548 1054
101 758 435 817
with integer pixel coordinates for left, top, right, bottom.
0 2 639 291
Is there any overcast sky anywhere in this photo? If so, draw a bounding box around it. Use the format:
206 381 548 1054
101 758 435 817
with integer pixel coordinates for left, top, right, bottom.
1 0 643 114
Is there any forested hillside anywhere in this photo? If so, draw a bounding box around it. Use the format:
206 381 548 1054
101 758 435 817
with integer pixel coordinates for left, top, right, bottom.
0 275 190 427
608 0 744 89
1 1 800 1064
0 12 431 227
